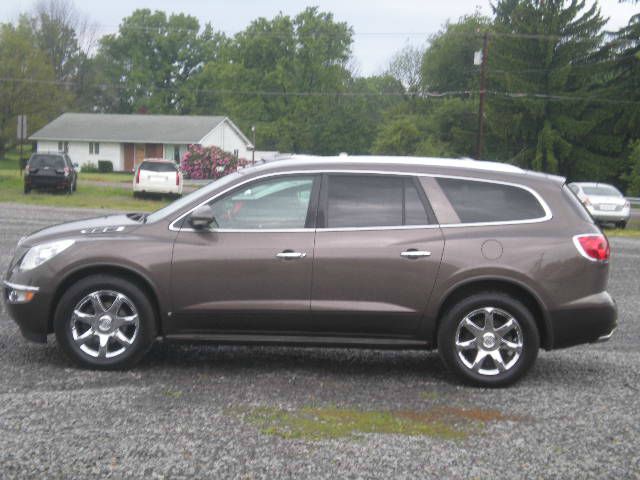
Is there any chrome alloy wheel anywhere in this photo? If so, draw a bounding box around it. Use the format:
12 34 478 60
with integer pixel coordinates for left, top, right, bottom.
70 290 139 360
454 307 524 376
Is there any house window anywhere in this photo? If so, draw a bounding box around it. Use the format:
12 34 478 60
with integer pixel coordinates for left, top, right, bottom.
58 141 69 153
233 149 239 159
173 145 181 163
89 142 100 155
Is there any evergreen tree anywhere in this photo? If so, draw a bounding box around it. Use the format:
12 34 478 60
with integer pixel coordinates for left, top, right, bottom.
488 0 606 176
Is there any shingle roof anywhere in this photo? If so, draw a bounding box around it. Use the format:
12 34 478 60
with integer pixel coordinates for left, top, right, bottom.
29 113 228 144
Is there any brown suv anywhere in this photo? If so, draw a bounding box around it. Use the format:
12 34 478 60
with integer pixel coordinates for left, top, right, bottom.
3 156 616 387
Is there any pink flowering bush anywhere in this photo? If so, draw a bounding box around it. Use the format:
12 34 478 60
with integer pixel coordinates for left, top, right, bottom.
180 144 248 180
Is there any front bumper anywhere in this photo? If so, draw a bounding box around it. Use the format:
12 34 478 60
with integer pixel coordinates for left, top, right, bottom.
549 291 617 349
3 280 52 343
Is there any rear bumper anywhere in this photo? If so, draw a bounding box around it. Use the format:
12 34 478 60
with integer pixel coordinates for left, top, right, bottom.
587 209 630 223
548 291 617 349
26 176 72 189
133 183 183 194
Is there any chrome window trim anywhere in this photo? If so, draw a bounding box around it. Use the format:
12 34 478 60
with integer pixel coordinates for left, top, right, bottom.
3 281 40 292
169 169 553 232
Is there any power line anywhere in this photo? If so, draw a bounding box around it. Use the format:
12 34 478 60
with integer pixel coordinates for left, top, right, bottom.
1 76 640 105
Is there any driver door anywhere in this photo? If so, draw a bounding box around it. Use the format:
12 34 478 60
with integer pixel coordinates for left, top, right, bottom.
168 174 320 335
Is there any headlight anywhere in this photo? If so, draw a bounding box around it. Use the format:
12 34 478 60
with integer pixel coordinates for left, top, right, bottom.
20 239 75 271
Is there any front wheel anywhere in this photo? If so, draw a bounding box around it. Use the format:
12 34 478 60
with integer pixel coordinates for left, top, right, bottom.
437 292 539 387
54 275 157 369
616 221 627 229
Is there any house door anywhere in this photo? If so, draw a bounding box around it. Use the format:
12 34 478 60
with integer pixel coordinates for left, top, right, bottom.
124 143 134 171
135 144 145 168
145 143 163 158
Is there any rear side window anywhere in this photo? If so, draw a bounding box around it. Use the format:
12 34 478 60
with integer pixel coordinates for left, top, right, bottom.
140 161 177 172
437 177 546 223
28 155 65 169
326 175 430 228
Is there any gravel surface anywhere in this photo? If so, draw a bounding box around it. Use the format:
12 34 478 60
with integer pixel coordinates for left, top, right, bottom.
1 203 639 479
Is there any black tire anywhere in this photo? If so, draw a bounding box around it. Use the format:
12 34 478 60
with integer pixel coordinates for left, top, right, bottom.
72 179 77 192
24 185 31 194
437 292 540 388
54 274 157 370
617 221 627 229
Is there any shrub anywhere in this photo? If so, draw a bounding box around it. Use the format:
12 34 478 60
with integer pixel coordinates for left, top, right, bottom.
82 161 99 173
98 160 114 173
180 144 248 180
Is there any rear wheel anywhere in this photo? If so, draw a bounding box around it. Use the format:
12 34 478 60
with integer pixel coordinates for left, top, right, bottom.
437 292 539 387
617 221 627 229
54 275 157 369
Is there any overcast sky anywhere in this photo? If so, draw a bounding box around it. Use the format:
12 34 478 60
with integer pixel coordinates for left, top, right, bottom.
1 0 638 75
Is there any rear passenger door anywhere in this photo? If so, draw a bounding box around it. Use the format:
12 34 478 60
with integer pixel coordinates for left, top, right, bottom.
310 173 444 336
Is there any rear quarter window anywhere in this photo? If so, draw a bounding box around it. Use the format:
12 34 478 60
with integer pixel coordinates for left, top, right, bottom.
563 184 594 223
437 177 547 223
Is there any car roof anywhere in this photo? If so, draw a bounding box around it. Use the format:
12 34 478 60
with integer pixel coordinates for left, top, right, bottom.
570 182 617 188
141 158 172 163
270 154 525 173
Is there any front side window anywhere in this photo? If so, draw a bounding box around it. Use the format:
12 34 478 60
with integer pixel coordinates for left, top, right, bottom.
437 177 546 223
207 175 315 230
326 175 430 228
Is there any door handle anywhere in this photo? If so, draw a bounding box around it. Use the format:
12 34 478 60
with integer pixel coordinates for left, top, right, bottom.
400 249 432 259
276 251 307 260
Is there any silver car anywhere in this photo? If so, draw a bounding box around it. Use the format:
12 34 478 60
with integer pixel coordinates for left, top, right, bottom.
568 182 630 228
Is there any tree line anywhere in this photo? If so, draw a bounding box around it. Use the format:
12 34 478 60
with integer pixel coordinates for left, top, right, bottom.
0 0 638 192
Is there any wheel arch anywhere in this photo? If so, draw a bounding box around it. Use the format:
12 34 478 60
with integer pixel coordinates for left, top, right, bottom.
433 277 553 350
49 264 164 336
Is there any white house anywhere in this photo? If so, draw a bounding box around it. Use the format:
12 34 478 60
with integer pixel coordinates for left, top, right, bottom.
29 113 254 171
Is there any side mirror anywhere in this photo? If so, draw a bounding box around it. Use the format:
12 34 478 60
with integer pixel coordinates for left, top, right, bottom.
189 205 217 230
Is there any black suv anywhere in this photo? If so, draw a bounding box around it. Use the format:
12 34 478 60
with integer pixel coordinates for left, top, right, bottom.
24 153 78 194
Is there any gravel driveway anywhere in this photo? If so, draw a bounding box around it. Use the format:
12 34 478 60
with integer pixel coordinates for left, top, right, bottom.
1 203 639 479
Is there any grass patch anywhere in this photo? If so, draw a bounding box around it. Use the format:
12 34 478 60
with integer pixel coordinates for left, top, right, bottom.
80 172 133 183
237 405 520 441
605 228 640 238
0 170 169 211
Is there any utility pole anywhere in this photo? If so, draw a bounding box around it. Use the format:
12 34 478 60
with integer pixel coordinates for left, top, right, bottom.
475 32 489 160
251 125 256 165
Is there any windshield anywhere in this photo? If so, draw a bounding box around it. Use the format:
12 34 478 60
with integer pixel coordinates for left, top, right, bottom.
582 185 622 197
139 161 177 172
145 171 244 223
29 155 65 169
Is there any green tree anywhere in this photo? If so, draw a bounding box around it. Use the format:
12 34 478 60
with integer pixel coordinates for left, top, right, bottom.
487 0 607 175
191 7 363 155
421 13 491 92
0 19 67 155
94 9 222 113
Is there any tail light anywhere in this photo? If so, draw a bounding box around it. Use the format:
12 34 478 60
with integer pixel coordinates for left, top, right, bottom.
175 171 180 186
573 234 610 262
135 167 141 184
64 167 70 177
